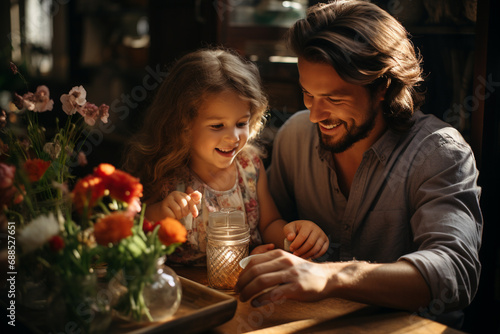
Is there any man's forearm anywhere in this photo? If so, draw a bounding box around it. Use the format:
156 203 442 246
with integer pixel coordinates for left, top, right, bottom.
327 259 431 311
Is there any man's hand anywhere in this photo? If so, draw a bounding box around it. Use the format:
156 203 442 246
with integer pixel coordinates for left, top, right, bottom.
236 250 332 306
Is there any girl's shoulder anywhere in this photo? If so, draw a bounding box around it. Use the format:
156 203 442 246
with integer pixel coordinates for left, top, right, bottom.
160 170 202 198
237 146 262 170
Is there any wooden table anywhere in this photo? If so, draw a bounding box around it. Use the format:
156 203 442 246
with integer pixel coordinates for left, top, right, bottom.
4 265 467 334
172 266 467 334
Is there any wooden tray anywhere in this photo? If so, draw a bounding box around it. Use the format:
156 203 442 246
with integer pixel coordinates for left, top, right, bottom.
111 276 237 334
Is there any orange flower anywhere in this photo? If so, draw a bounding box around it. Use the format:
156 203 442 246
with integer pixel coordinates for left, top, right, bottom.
23 159 51 182
71 175 106 213
157 217 187 246
94 212 134 246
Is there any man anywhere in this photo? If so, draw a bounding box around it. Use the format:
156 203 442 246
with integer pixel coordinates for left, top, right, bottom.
236 0 482 327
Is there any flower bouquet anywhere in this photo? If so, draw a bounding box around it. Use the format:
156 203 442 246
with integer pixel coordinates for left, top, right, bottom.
0 64 187 332
77 163 187 323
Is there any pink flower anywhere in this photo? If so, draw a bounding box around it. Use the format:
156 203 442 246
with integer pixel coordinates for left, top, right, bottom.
33 85 54 112
21 92 35 111
126 197 142 217
77 151 88 166
78 103 110 126
60 85 87 115
0 163 15 189
0 163 23 208
98 104 109 123
19 86 54 112
78 102 99 126
51 181 69 196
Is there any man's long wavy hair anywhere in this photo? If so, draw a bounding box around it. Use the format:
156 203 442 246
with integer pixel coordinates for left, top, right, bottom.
287 0 425 132
122 48 268 202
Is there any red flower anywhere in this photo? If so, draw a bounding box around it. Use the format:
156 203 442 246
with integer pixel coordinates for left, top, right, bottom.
142 218 158 234
95 164 143 204
23 159 51 182
94 212 134 246
49 235 65 252
93 163 115 177
71 175 106 213
157 217 187 246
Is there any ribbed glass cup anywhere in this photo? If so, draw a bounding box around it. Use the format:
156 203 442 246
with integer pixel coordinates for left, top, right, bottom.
207 209 250 290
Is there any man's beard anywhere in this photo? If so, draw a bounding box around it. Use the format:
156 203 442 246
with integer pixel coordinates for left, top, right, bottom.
317 106 378 154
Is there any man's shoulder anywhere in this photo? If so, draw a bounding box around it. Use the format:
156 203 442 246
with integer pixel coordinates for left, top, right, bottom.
277 110 314 137
399 111 476 171
410 111 469 147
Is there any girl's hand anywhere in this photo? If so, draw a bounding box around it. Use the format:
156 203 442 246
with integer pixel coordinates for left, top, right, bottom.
163 186 202 220
250 243 275 255
283 220 329 259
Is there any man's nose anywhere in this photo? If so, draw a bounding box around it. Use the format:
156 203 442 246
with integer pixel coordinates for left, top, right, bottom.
308 98 330 123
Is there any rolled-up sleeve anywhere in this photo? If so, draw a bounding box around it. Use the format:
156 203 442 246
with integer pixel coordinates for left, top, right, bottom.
400 132 483 311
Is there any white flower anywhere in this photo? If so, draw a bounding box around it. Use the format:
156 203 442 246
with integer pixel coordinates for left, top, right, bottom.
18 212 60 253
60 85 87 115
43 142 62 159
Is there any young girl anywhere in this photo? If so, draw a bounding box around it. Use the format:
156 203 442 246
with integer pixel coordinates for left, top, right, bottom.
123 48 328 264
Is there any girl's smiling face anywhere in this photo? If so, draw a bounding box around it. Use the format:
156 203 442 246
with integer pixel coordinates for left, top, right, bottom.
189 90 251 178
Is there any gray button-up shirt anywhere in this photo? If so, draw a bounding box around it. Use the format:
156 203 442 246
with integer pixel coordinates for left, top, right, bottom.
268 110 482 311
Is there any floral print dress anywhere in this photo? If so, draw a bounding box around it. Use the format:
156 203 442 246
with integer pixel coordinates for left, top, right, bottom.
166 148 262 265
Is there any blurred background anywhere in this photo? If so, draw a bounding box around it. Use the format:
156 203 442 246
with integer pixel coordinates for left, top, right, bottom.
0 1 498 333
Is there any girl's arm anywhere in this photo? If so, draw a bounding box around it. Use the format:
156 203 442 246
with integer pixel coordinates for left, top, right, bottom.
145 187 202 222
257 159 329 259
256 163 287 249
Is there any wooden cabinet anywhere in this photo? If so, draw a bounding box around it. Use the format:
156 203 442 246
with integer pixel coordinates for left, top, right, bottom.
148 0 307 117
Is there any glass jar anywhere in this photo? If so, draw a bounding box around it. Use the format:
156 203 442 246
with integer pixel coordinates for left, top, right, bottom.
206 209 250 290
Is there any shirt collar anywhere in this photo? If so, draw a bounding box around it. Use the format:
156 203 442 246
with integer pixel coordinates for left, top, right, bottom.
315 126 402 166
368 129 401 165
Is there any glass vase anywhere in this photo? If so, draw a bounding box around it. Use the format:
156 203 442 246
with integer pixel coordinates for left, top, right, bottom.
47 274 112 334
17 261 50 310
117 258 182 323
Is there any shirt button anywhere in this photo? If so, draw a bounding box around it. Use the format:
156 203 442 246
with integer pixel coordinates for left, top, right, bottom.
343 224 349 231
380 155 385 161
